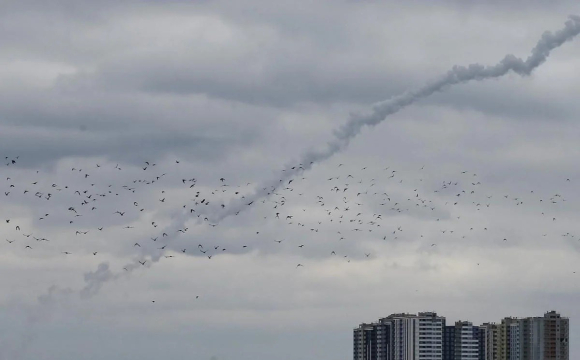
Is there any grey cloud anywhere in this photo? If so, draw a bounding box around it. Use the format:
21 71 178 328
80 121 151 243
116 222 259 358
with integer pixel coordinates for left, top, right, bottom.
1 2 580 360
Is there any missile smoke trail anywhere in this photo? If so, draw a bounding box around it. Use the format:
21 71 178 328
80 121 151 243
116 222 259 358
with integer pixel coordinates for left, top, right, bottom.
25 14 580 317
119 14 580 274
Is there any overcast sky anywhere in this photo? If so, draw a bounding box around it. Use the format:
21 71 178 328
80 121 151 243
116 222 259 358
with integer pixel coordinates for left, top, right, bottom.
1 1 580 359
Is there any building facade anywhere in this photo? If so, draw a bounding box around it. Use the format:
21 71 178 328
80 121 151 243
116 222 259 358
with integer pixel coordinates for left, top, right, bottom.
509 322 520 360
443 325 456 360
354 312 444 360
355 311 568 360
479 323 499 360
443 321 479 360
455 321 479 360
476 326 487 360
354 323 377 360
498 317 518 360
524 310 569 360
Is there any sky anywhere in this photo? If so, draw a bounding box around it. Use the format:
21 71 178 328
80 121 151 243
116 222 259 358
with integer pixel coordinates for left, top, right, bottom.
1 1 580 359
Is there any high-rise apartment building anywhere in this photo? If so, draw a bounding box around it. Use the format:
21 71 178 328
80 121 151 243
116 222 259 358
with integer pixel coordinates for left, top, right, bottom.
376 318 393 360
443 325 456 360
542 310 569 360
353 312 444 360
476 326 487 360
355 311 568 360
354 323 379 360
498 317 518 360
509 322 520 360
418 312 445 360
442 321 479 360
389 312 444 360
520 310 569 360
456 321 479 360
479 323 499 360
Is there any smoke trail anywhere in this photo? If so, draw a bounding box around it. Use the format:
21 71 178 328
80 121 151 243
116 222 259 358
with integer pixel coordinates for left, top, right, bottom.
118 14 580 273
80 262 120 299
1 285 74 360
50 14 580 300
5 264 129 359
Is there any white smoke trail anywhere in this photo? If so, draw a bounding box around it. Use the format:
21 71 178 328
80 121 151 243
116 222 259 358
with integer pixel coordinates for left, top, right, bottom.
126 14 580 268
36 14 580 305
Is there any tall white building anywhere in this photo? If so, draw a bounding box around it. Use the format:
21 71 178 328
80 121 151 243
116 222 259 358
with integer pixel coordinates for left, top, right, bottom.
456 321 479 360
387 312 444 360
417 312 444 360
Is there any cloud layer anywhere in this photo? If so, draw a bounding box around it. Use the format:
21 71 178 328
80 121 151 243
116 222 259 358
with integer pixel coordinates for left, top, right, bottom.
1 1 580 360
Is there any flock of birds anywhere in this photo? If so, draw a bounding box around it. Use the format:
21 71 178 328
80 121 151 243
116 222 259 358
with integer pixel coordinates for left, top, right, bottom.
1 155 578 302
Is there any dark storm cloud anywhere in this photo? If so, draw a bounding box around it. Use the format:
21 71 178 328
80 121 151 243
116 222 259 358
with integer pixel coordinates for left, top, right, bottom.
0 82 274 167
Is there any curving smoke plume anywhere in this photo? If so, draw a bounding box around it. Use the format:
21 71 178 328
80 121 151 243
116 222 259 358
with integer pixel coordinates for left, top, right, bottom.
48 14 580 302
119 14 580 272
